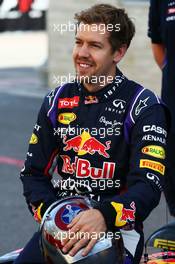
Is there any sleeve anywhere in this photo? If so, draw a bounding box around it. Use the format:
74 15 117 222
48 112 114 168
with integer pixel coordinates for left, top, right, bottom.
148 0 162 44
95 104 169 230
20 93 59 213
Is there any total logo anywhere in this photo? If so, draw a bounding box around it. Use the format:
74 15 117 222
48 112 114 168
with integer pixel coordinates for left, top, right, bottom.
63 131 111 158
58 96 79 109
60 155 115 179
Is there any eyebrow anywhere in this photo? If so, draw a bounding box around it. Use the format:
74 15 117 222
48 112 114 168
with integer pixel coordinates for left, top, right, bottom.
75 37 104 47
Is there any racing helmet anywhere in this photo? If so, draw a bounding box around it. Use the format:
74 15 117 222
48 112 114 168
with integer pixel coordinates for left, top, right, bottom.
40 196 125 264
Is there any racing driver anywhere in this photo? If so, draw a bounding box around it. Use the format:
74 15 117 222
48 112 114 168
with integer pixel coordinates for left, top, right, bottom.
15 4 169 264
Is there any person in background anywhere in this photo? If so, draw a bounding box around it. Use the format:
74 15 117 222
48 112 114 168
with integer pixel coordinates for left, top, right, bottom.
148 0 175 215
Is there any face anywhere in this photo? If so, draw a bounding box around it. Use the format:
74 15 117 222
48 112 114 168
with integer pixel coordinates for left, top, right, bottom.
72 23 124 89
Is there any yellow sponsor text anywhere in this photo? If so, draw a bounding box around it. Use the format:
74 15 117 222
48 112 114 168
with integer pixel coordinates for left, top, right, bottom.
140 159 165 175
142 145 165 159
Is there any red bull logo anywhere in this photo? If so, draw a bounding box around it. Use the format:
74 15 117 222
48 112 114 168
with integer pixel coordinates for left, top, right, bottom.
60 155 115 179
111 201 136 228
84 95 99 104
120 202 136 222
63 136 82 152
63 131 111 158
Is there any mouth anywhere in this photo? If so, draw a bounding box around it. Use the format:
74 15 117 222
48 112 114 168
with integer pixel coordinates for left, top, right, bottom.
76 61 94 70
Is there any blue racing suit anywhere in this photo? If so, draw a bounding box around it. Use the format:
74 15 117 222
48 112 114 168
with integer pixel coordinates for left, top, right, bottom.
17 68 169 264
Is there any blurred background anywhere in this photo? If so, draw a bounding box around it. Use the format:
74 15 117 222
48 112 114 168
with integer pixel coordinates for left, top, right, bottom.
0 0 173 256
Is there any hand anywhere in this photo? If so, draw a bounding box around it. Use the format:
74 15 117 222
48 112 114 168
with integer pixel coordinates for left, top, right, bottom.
61 209 107 257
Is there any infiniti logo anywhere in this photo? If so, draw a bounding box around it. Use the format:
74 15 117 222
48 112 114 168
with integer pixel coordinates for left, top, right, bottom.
113 99 126 110
105 99 126 114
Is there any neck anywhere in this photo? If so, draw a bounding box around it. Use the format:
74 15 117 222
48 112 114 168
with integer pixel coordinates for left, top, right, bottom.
82 67 116 93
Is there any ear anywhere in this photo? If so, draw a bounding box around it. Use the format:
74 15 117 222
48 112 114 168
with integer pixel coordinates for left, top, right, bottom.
113 45 127 63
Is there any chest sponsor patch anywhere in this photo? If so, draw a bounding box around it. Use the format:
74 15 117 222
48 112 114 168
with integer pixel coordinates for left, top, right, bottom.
84 95 99 104
58 112 76 125
99 116 123 129
58 96 79 109
140 159 165 175
63 131 111 158
60 155 115 179
142 145 165 159
105 99 126 114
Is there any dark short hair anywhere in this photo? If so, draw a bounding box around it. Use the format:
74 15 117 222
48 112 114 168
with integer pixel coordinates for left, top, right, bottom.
74 4 135 52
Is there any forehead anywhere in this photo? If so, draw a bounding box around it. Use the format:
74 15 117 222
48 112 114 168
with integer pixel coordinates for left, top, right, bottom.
76 22 110 43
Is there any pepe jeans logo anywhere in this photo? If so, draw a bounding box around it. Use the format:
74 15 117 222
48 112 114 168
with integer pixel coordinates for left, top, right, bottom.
99 116 123 129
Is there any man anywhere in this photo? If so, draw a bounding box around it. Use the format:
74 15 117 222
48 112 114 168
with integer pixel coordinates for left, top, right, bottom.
148 0 175 216
15 4 169 264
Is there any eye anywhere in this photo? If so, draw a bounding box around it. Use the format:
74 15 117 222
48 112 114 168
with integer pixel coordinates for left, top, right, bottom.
75 40 82 45
91 44 102 49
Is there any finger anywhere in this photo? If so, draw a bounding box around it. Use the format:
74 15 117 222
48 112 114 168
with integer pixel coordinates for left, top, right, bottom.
69 223 81 235
82 238 98 257
62 233 79 253
67 213 82 228
61 225 80 246
69 237 89 257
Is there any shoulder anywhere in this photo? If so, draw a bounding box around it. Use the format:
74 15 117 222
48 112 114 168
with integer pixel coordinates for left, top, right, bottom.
128 84 163 124
42 82 78 112
123 84 170 143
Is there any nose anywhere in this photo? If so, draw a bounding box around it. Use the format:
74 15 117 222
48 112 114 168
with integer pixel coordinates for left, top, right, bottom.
78 44 90 58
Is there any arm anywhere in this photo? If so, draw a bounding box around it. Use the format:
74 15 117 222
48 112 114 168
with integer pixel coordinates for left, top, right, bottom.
151 43 165 69
96 104 168 230
148 0 165 69
20 91 60 217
